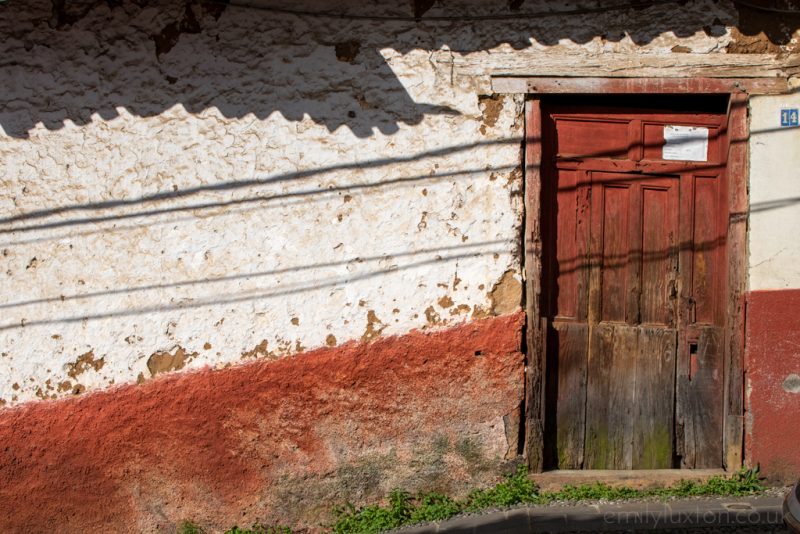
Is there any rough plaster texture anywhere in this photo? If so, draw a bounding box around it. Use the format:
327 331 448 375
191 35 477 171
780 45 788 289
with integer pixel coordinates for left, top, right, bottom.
0 0 746 405
1 0 798 529
0 313 525 532
748 92 800 291
745 289 800 483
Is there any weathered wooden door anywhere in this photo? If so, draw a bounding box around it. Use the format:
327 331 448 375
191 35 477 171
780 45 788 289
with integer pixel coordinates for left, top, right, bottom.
542 97 729 470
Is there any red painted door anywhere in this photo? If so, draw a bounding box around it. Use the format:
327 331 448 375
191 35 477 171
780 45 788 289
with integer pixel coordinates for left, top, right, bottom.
541 97 729 469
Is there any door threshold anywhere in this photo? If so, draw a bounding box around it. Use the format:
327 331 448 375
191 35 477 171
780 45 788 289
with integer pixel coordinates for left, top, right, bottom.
530 468 726 491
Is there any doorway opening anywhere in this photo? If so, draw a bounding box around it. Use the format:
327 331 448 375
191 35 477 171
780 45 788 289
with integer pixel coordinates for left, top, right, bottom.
524 93 746 471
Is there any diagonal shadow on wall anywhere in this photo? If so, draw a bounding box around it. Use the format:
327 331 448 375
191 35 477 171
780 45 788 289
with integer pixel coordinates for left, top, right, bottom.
2 0 799 139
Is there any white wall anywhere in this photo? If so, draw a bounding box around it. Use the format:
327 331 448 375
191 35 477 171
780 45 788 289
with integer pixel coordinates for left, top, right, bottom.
748 89 800 290
0 0 746 404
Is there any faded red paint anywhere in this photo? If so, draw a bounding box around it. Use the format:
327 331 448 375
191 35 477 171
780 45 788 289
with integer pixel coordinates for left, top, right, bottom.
0 313 524 533
745 289 800 483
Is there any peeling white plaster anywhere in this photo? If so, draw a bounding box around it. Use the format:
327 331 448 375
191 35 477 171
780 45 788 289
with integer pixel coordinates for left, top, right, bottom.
0 0 760 404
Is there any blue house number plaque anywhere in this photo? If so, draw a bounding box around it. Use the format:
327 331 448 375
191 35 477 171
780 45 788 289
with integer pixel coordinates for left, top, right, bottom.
781 108 799 127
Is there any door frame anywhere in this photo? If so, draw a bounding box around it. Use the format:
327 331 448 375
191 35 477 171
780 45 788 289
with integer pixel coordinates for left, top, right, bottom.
519 78 751 472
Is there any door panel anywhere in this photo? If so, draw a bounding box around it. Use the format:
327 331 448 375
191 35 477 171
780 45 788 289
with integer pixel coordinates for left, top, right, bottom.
691 175 723 324
553 169 583 319
598 182 633 323
641 185 678 326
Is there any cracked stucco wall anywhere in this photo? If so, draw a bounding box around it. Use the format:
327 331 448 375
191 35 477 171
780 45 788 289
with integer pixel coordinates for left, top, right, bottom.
0 0 758 405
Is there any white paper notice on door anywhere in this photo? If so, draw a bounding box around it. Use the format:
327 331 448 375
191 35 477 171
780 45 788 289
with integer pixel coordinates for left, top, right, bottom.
662 125 709 161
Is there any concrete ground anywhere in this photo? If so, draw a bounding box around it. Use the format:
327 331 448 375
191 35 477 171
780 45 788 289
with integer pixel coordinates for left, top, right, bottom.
394 495 788 533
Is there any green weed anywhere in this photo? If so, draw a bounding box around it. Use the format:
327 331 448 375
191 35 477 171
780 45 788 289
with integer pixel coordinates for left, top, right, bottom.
181 466 765 534
463 466 540 510
545 481 641 502
648 466 765 498
225 525 292 534
329 466 765 534
177 521 292 534
179 521 205 534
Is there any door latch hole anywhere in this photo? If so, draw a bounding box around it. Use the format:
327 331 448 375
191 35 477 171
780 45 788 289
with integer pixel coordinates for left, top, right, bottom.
689 341 699 381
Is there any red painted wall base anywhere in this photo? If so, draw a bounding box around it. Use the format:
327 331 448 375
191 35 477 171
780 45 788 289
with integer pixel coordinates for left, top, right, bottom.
0 313 525 533
745 289 800 483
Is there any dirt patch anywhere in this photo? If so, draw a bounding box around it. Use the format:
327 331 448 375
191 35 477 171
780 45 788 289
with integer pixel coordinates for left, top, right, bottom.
424 306 442 326
490 270 522 315
726 27 784 54
146 347 196 377
241 339 271 360
450 304 471 316
729 5 800 53
151 1 227 59
507 167 523 189
334 41 361 63
66 350 105 380
361 310 386 342
503 406 522 460
472 305 491 319
479 95 505 135
326 334 337 347
438 295 454 308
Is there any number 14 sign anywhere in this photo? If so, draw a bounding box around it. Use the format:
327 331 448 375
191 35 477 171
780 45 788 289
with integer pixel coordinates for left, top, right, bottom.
781 108 799 127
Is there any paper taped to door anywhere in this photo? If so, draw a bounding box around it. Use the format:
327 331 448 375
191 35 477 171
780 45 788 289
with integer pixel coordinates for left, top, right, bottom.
663 125 709 162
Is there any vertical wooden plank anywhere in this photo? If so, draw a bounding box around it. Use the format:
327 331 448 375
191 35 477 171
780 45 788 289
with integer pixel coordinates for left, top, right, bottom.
585 324 636 469
676 173 726 468
633 178 679 469
576 176 591 322
723 93 748 470
553 322 589 469
674 171 696 464
614 327 638 470
587 174 603 328
633 327 677 469
523 98 545 472
627 118 643 162
584 324 616 469
549 164 591 469
677 327 725 468
585 175 637 469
